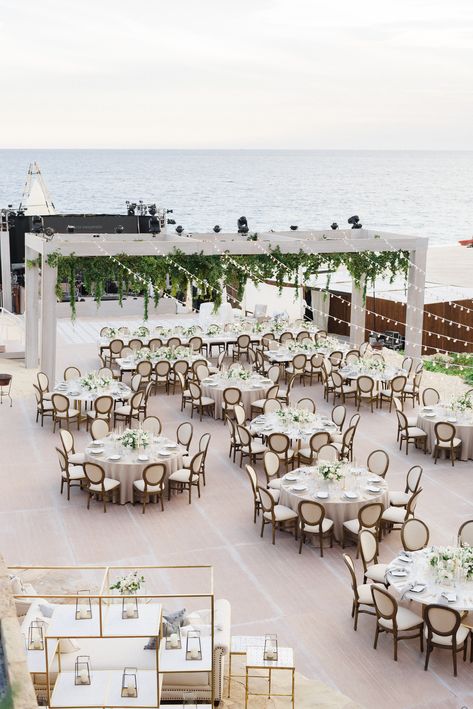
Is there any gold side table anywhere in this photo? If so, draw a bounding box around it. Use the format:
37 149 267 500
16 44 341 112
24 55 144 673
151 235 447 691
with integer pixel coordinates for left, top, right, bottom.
245 646 295 707
227 635 266 697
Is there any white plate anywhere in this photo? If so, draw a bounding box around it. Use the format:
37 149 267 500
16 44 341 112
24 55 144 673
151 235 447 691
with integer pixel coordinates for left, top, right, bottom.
91 440 104 446
316 491 329 499
89 449 104 456
251 384 262 389
284 474 298 481
410 584 427 593
422 407 433 412
138 455 149 462
367 485 381 493
159 451 172 457
441 592 457 603
390 569 408 577
344 492 358 500
424 413 436 418
447 417 457 423
165 443 177 449
367 477 380 484
207 382 219 387
108 455 121 461
292 484 307 492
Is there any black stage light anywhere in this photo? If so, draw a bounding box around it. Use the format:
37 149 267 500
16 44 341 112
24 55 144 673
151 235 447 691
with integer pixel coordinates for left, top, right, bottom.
115 225 124 234
213 225 221 233
149 216 161 235
148 204 157 216
331 222 339 230
167 218 176 225
352 222 363 229
347 215 360 225
290 225 298 231
176 225 184 234
67 225 75 233
32 215 44 233
237 216 249 234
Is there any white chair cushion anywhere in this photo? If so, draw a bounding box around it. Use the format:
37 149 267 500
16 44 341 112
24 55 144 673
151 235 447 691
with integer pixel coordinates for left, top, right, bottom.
365 563 388 583
424 624 469 646
197 396 215 406
275 450 294 460
66 465 85 480
389 491 409 506
357 583 376 605
379 607 423 631
89 478 120 492
87 411 109 421
268 489 280 503
56 408 79 418
169 469 199 484
406 416 417 427
382 507 407 524
330 433 343 443
406 426 427 437
115 405 131 415
242 443 267 455
303 518 334 534
342 385 357 394
41 400 54 410
268 479 282 490
68 452 85 465
208 367 218 375
264 505 298 522
133 480 163 493
298 448 313 460
251 399 266 409
182 455 191 468
43 392 53 400
436 438 462 448
343 518 360 535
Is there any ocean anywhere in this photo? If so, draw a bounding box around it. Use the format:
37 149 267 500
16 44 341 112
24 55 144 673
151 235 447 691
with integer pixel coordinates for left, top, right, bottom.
0 149 471 245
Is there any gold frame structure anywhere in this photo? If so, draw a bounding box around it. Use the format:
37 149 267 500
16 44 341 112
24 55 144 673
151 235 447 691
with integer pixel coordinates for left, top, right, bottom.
9 564 215 708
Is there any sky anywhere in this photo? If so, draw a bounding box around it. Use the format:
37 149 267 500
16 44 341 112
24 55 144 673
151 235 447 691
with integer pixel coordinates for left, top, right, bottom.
1 0 473 149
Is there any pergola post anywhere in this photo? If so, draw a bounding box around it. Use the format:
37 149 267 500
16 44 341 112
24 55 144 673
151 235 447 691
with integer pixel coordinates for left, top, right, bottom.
40 255 58 384
405 247 427 358
350 278 366 347
1 228 12 311
25 247 39 368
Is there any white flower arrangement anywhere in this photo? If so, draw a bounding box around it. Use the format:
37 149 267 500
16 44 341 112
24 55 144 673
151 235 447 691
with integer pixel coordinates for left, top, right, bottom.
107 327 119 338
119 428 150 450
357 356 386 373
182 325 198 337
223 365 251 381
133 325 149 338
275 408 315 426
317 461 344 482
206 324 222 336
110 571 145 595
79 372 112 392
450 393 473 413
287 340 315 353
152 346 192 360
318 336 341 351
135 348 152 361
427 545 473 582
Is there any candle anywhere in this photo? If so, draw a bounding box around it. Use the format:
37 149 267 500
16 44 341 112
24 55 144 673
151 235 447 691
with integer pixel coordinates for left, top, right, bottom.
126 681 136 697
265 650 276 660
79 669 89 684
170 633 179 648
190 648 199 660
126 603 135 618
79 609 89 619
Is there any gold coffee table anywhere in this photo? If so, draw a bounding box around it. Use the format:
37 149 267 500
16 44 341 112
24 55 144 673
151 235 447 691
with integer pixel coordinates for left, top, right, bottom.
245 646 295 707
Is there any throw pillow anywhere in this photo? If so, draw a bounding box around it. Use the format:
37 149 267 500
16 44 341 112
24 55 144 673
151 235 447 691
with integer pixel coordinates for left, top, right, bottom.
59 638 80 653
39 603 55 618
162 608 186 637
144 636 157 650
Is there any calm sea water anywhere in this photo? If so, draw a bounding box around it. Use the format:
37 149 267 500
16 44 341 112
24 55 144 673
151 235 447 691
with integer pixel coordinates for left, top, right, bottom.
0 149 471 245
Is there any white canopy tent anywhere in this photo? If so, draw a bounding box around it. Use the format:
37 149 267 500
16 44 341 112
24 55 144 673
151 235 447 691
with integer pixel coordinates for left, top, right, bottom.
24 228 428 383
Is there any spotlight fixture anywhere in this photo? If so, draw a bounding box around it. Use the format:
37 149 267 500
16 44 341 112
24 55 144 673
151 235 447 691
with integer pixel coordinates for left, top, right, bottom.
126 201 137 216
148 204 157 216
31 215 44 234
176 225 184 234
114 225 124 234
237 216 249 234
148 216 161 235
167 218 176 225
352 222 362 229
43 227 55 240
347 215 360 225
92 234 100 238
290 225 298 231
213 225 221 233
67 225 75 233
331 222 339 230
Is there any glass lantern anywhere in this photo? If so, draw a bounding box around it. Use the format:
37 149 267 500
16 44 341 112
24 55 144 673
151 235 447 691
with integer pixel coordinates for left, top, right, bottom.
165 627 182 650
263 634 278 662
74 656 91 685
122 596 139 620
185 629 202 661
75 590 92 620
28 620 45 651
181 691 197 707
121 667 138 698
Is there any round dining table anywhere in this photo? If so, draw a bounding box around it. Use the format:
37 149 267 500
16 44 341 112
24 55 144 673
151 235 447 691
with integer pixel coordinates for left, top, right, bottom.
201 373 273 419
54 378 131 404
250 411 339 445
386 548 473 612
417 406 473 461
278 466 389 542
84 434 185 504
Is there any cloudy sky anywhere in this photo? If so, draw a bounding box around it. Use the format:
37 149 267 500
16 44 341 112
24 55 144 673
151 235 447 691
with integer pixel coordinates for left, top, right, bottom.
1 0 473 148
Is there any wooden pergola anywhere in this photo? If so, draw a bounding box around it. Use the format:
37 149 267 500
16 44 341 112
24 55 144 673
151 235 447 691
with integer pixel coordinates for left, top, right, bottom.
24 228 428 383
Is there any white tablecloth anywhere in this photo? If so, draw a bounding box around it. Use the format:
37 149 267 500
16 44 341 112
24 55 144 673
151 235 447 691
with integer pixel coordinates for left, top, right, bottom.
201 375 272 419
278 467 388 541
84 435 184 504
417 407 473 461
387 548 473 612
54 380 131 404
249 412 338 442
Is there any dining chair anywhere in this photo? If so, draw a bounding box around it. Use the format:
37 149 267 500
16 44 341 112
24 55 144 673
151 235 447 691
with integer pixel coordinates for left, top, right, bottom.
237 425 267 467
331 370 357 405
356 375 377 412
396 410 427 455
298 431 330 466
222 387 242 421
433 422 462 466
188 336 203 353
232 334 251 362
176 421 194 454
167 451 203 504
263 398 282 414
188 381 215 421
107 338 124 368
138 382 154 419
56 447 85 501
258 487 298 545
297 500 334 556
342 502 384 549
152 360 171 394
90 418 110 441
401 356 413 376
167 336 182 348
263 451 282 493
266 364 280 383
358 529 389 584
170 360 189 395
33 384 54 427
330 404 347 440
276 373 296 406
176 371 192 412
195 364 210 382
59 428 85 466
136 360 153 387
245 464 262 523
379 375 407 412
132 463 166 513
422 387 440 407
423 605 469 676
148 337 163 352
381 488 423 535
98 366 115 380
359 341 370 356
267 432 295 472
458 519 473 547
51 393 80 432
250 384 279 418
128 338 143 352
304 352 324 385
296 330 311 341
329 350 343 369
285 353 307 385
63 366 81 381
86 395 114 430
316 443 340 462
403 371 423 406
114 390 144 427
344 350 360 365
142 415 162 436
279 331 294 344
388 465 423 507
227 417 242 463
332 425 356 461
371 586 423 662
37 371 53 400
401 518 430 551
392 397 417 440
83 462 121 512
342 553 376 631
366 449 389 479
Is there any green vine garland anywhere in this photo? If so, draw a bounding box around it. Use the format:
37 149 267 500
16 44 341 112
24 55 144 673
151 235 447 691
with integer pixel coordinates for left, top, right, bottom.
41 245 410 320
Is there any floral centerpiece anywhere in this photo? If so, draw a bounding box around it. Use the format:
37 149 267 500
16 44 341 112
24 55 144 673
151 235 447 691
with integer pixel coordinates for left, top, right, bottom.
182 325 198 337
135 348 152 361
107 327 119 338
287 339 316 353
318 335 341 351
275 408 315 426
110 571 145 595
427 545 473 583
153 346 192 360
317 461 344 482
119 428 150 450
133 325 149 338
450 393 473 414
79 372 112 392
223 365 252 381
206 323 222 336
358 356 386 373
